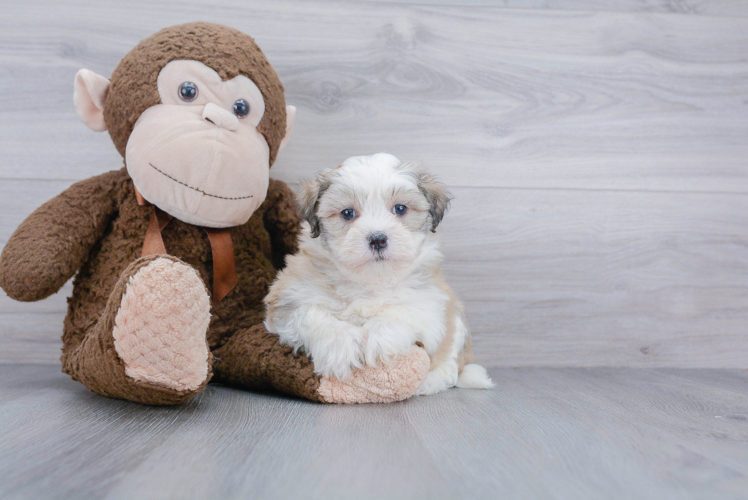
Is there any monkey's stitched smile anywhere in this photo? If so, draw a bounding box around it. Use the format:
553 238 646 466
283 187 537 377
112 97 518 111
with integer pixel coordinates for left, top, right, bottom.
149 163 254 200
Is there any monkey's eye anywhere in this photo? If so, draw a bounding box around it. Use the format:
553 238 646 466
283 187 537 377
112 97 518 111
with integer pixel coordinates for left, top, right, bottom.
233 99 250 118
393 205 407 216
341 209 356 220
178 82 198 102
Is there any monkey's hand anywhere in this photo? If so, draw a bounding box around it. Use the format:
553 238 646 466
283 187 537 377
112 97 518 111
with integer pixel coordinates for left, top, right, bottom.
317 345 431 404
0 169 122 302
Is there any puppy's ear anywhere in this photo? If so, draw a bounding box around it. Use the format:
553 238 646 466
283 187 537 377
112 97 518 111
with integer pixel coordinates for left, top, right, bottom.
297 170 332 238
298 180 322 238
417 169 452 232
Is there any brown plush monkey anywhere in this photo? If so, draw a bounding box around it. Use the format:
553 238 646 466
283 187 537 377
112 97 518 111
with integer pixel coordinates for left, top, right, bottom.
0 23 429 405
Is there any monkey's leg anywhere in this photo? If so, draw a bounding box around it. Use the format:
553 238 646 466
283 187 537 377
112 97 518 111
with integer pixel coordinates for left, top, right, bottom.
212 324 430 404
62 255 212 405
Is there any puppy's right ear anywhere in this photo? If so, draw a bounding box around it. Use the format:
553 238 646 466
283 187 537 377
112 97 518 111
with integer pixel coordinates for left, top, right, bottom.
298 169 334 238
298 175 326 238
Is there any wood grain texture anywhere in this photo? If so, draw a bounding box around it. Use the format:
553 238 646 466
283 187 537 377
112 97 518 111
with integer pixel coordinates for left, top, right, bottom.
3 182 746 367
1 364 747 499
1 0 747 192
354 0 748 17
1 0 747 367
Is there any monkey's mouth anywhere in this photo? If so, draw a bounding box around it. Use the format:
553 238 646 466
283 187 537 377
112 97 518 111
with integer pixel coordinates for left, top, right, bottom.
149 163 253 200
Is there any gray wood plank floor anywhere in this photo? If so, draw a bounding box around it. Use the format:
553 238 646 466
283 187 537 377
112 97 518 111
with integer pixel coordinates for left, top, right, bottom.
1 364 747 500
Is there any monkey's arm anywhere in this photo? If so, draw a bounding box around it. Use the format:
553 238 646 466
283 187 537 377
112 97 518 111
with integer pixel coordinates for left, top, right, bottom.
0 169 123 302
263 178 301 270
212 323 431 404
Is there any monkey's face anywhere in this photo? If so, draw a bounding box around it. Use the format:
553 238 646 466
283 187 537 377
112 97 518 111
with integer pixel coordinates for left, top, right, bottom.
124 60 270 228
73 24 296 228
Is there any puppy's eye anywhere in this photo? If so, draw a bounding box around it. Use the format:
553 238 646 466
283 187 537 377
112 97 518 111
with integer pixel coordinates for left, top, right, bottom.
178 82 198 102
393 205 407 216
233 99 250 118
341 208 356 220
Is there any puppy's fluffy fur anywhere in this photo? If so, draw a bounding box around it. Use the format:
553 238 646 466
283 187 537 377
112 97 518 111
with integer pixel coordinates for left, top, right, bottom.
264 153 493 395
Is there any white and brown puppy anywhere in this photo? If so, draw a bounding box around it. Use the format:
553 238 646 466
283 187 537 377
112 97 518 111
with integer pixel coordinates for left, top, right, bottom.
264 153 493 395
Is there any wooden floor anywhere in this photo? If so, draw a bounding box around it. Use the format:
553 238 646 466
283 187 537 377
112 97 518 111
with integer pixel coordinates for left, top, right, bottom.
0 364 746 500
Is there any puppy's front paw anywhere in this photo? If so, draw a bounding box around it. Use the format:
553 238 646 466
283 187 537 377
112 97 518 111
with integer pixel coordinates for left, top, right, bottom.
310 325 366 381
364 319 415 367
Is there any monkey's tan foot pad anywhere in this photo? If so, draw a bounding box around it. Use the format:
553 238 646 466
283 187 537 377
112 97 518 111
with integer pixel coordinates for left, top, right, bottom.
112 257 211 392
317 346 430 404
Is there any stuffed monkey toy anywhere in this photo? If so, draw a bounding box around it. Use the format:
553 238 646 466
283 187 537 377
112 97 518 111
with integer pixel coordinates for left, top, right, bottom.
0 23 429 405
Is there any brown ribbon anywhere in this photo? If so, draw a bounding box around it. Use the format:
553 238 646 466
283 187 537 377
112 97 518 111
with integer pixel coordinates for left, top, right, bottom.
142 206 173 255
203 227 238 303
135 187 238 303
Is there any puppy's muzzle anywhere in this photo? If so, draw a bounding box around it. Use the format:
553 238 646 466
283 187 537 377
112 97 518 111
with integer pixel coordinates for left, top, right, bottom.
368 232 388 251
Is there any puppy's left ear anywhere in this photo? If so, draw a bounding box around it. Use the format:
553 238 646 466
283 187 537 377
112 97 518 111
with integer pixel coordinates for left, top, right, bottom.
298 170 332 238
417 170 452 232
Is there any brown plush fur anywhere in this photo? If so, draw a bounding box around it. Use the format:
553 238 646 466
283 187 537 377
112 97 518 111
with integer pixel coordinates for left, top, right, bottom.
104 22 287 166
0 23 325 404
0 168 324 403
0 23 428 405
64 253 213 405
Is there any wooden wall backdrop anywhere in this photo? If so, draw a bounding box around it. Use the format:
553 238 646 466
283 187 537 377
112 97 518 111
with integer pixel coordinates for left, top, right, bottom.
1 0 746 367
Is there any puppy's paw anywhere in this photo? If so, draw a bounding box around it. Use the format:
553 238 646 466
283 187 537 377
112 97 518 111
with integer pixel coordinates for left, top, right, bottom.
310 324 366 381
415 366 456 396
363 319 416 367
317 345 430 404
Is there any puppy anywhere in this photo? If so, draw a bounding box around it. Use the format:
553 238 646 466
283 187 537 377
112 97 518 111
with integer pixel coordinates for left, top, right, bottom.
264 153 493 395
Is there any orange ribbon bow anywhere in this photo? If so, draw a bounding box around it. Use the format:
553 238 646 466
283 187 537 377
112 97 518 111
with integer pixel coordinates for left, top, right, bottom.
135 187 238 303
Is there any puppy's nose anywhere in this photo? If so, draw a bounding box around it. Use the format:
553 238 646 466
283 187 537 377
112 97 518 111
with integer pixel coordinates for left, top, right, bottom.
368 232 388 251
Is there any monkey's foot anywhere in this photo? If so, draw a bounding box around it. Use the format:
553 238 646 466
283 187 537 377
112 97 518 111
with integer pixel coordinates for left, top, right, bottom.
317 346 430 404
112 256 211 391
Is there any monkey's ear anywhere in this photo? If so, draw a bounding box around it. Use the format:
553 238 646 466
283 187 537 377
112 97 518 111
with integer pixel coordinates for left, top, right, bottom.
279 105 296 151
73 69 110 132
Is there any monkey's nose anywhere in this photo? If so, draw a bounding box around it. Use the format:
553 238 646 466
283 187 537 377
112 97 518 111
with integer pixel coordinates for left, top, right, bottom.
202 103 239 131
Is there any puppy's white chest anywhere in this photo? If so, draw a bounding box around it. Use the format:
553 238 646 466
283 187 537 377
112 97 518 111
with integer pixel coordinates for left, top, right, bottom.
335 283 448 337
340 295 397 326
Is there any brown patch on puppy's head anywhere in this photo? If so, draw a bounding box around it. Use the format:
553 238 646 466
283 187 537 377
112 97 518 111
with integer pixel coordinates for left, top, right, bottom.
298 169 334 238
417 171 451 232
397 161 452 232
104 22 287 165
